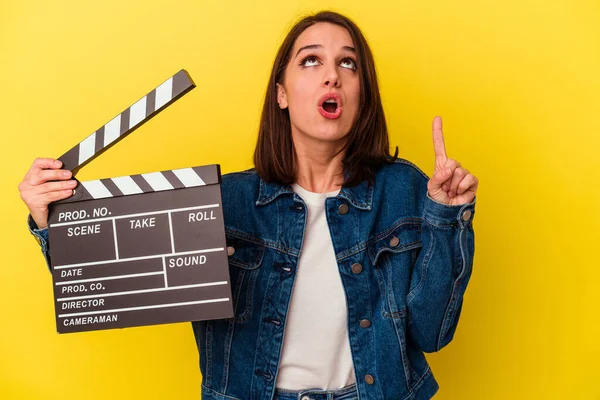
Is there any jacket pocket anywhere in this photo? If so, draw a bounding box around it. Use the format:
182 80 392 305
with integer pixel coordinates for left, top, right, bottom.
367 221 422 267
226 235 265 323
367 221 422 318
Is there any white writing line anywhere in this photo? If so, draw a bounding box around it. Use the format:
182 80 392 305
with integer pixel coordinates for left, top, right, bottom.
168 211 175 253
57 281 229 301
50 204 220 227
54 247 224 269
56 271 163 285
112 219 119 260
58 297 230 318
162 257 168 288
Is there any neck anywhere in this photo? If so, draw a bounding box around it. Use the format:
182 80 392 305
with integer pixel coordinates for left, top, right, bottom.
292 132 346 193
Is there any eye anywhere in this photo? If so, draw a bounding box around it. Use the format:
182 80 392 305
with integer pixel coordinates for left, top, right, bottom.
340 58 357 70
300 55 321 67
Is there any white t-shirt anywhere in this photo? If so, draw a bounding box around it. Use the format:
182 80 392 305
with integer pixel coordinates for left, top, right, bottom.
274 183 356 390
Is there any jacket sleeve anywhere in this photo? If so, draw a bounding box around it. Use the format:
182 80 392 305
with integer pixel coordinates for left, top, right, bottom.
406 190 476 353
27 214 52 273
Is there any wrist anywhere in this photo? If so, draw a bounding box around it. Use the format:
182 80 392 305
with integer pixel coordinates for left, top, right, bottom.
30 215 48 230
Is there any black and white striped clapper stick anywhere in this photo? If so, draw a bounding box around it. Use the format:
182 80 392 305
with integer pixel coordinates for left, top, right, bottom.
61 164 221 203
47 70 234 334
58 69 195 175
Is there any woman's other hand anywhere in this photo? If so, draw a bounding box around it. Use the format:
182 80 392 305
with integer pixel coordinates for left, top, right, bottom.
18 158 76 229
427 116 479 205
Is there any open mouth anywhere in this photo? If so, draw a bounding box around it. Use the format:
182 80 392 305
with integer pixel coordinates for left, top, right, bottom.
318 93 342 119
322 99 338 113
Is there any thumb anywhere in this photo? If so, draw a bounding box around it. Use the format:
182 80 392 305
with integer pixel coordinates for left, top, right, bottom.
428 167 451 191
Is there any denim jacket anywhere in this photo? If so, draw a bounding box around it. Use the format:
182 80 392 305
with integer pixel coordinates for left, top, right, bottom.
29 158 476 400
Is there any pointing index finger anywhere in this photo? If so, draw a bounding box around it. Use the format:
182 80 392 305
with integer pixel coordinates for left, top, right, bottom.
432 116 447 163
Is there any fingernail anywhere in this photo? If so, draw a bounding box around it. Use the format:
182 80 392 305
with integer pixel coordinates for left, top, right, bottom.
68 180 76 186
54 160 62 167
62 171 70 177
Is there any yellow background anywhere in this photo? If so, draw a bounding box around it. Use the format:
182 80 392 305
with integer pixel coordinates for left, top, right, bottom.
1 0 598 398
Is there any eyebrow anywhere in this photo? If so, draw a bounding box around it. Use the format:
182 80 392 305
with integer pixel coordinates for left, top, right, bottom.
294 44 356 58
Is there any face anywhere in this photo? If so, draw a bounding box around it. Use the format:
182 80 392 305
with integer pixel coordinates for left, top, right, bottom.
277 22 360 146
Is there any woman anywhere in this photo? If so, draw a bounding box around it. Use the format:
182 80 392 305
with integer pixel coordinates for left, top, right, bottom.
20 11 478 400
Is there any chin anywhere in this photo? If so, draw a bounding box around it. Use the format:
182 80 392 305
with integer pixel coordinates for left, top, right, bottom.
313 123 352 141
291 120 352 144
309 129 349 143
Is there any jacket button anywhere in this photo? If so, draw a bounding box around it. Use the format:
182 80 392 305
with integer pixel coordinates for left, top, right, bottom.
364 374 375 385
389 236 400 247
359 319 371 328
338 203 349 215
351 263 363 274
227 246 235 256
462 209 472 221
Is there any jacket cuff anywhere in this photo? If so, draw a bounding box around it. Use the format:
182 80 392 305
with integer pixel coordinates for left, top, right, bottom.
423 192 476 227
28 214 49 249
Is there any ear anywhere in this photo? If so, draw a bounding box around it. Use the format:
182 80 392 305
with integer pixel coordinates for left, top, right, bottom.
276 83 288 109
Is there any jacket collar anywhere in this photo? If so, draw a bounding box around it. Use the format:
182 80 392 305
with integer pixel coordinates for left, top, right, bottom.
256 177 373 211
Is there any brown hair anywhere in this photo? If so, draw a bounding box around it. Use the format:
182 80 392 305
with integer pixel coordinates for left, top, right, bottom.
253 10 398 187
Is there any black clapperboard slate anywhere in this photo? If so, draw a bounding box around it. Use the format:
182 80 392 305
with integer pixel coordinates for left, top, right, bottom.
48 70 234 333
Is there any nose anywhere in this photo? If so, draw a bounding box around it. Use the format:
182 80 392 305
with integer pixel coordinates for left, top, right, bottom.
323 64 340 88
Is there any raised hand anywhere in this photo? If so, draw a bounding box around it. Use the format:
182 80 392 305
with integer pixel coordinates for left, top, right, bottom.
18 158 76 229
426 116 478 205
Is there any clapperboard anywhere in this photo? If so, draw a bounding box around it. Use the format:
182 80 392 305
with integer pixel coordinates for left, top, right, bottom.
47 70 234 334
